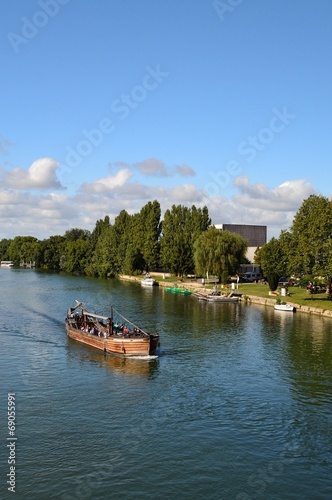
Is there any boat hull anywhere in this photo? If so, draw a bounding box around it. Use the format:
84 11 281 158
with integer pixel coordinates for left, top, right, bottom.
193 292 238 303
141 279 157 286
274 305 295 312
66 323 159 357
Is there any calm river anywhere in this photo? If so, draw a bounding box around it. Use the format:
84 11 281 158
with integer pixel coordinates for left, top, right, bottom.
1 269 332 499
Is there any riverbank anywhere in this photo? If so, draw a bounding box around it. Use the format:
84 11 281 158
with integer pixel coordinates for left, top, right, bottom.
119 274 332 320
244 294 332 319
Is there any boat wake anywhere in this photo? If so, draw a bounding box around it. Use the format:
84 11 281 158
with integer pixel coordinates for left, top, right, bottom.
128 355 159 360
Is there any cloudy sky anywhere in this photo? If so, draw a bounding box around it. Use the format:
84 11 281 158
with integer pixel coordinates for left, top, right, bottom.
1 0 331 240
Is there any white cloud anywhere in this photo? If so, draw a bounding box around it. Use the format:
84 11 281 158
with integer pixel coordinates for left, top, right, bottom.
0 156 323 242
80 169 133 194
233 176 317 211
0 158 62 190
204 176 318 239
169 184 205 202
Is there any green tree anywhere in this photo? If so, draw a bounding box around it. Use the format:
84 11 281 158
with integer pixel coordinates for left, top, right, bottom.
288 195 332 278
135 200 161 271
160 204 210 276
38 235 66 270
64 228 90 241
7 236 39 265
85 216 111 276
260 237 286 290
194 227 247 283
63 239 89 274
113 210 132 273
0 238 12 261
88 225 119 278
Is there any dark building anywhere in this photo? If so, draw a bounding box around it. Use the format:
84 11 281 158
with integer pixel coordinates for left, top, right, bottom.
215 224 267 262
220 224 267 247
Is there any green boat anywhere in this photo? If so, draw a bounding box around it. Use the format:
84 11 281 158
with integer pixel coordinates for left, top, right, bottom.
165 287 192 295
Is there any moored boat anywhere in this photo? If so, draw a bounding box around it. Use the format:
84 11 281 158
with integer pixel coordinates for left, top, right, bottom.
193 291 238 303
1 260 14 267
141 273 157 286
166 287 192 295
274 303 296 312
66 301 159 357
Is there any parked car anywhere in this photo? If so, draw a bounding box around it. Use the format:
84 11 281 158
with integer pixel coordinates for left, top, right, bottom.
242 271 265 283
278 277 296 287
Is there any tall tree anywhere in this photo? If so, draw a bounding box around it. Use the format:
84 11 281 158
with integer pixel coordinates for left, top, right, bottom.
112 210 132 273
64 228 90 241
260 237 286 290
38 235 65 269
85 216 111 276
288 195 332 278
132 200 161 271
7 236 39 265
194 227 247 283
160 205 210 276
0 238 12 261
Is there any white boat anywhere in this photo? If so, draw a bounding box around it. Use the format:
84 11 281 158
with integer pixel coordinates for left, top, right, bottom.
274 304 296 312
141 274 157 287
193 291 238 303
0 261 14 267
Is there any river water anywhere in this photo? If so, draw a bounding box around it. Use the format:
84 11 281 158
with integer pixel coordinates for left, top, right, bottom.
1 268 332 499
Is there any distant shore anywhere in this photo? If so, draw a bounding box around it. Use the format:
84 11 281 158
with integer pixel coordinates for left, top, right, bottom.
119 274 332 320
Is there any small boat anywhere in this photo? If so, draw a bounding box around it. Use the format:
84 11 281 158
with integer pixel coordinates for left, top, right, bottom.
193 291 238 303
141 273 157 286
0 261 14 267
66 301 159 357
274 303 296 312
166 287 192 295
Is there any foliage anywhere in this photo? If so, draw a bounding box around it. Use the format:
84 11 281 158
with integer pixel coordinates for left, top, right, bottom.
64 228 91 241
260 237 286 290
160 204 210 276
288 195 332 278
39 235 66 270
7 236 39 265
133 200 161 271
194 227 247 283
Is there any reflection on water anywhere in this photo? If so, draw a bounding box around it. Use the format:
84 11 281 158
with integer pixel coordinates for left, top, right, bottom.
67 337 159 378
2 268 332 499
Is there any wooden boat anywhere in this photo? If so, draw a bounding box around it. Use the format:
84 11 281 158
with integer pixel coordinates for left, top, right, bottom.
66 301 159 357
193 291 238 303
274 303 296 312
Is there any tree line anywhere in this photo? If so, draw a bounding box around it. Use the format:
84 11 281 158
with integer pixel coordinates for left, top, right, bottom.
0 200 248 281
256 194 332 289
3 195 328 284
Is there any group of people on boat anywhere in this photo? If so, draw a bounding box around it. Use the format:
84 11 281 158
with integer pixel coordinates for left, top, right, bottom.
68 307 146 339
80 324 107 338
112 322 143 337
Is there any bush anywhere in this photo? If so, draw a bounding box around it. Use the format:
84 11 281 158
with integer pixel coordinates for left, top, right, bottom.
267 273 279 291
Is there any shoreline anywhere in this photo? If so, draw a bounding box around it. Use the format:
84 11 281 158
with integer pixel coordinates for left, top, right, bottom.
119 274 332 320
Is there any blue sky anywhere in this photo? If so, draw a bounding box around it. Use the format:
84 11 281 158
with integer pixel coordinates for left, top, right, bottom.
1 0 331 240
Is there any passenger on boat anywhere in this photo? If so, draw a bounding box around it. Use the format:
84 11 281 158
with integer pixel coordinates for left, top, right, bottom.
123 325 129 335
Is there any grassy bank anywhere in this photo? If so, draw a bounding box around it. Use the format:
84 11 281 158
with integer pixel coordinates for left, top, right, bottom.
128 274 332 314
235 283 332 312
